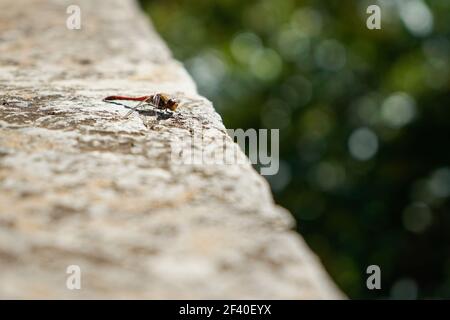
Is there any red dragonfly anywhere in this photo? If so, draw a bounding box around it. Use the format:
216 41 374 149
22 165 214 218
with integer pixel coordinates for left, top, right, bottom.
103 93 179 117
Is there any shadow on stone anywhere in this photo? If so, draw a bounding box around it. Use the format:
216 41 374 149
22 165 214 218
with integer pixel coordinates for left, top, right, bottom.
103 100 174 120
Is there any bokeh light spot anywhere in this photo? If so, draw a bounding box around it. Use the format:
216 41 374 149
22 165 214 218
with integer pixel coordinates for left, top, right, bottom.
348 127 379 161
186 50 227 96
428 168 450 198
381 92 416 128
390 278 419 300
276 28 310 62
250 48 283 81
290 7 323 36
398 0 434 37
230 32 262 65
402 202 433 233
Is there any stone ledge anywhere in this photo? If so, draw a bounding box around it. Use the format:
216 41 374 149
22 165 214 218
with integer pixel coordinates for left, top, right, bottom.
0 0 343 299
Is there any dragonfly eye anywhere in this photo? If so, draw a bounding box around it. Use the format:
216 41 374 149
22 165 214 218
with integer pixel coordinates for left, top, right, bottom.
167 99 178 111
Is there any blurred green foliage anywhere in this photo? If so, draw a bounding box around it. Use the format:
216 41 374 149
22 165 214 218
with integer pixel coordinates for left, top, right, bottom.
140 0 450 298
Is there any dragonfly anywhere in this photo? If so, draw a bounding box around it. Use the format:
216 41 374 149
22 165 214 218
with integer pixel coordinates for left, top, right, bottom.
103 93 179 118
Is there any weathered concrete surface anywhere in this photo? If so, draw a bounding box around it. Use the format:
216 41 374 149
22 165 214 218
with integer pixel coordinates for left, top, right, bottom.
0 0 342 298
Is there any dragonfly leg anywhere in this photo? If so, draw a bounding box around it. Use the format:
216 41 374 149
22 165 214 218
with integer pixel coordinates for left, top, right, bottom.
123 97 152 118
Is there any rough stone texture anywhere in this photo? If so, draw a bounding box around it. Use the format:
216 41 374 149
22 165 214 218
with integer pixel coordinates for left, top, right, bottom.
0 0 343 299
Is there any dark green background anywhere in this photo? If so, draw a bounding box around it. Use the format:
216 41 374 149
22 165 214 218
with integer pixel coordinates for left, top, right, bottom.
140 0 450 299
